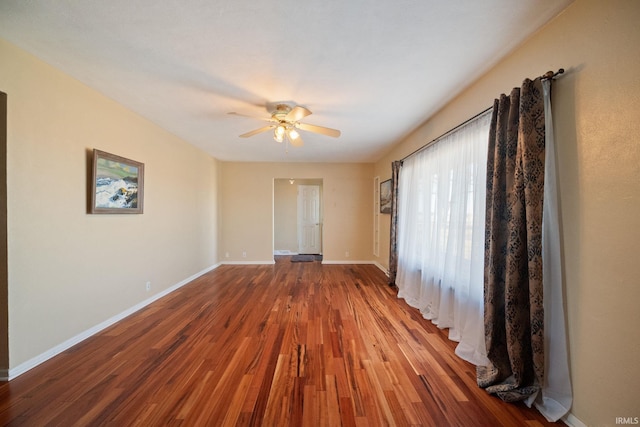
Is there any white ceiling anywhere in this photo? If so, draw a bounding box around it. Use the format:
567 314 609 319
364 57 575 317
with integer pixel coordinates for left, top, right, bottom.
0 1 572 163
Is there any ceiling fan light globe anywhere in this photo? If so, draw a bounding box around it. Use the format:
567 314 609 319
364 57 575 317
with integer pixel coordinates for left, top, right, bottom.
288 128 300 140
275 125 286 138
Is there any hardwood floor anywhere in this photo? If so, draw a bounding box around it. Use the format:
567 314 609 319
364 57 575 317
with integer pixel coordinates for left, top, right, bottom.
0 257 563 426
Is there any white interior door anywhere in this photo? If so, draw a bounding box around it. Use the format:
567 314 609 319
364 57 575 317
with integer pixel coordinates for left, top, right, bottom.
297 185 322 254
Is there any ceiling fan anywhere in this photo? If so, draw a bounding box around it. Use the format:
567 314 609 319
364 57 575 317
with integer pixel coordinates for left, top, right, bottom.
228 104 341 147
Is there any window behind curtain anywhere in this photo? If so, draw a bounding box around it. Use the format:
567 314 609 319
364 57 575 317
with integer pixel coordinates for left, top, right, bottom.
396 109 492 366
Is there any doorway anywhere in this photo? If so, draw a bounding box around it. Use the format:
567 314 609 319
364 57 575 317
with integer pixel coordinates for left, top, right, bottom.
273 178 323 257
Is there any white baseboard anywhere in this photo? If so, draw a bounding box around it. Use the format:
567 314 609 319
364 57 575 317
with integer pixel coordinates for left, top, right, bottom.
562 412 587 427
322 260 378 265
372 261 388 275
221 260 275 265
274 250 298 255
3 263 221 381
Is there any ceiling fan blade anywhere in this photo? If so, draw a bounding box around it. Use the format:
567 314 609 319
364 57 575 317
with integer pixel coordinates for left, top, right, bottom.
228 112 272 122
289 133 304 147
239 125 274 138
296 122 341 138
285 106 312 122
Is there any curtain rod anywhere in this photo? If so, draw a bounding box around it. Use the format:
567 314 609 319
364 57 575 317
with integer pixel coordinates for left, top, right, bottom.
400 106 492 161
541 68 565 80
400 68 565 162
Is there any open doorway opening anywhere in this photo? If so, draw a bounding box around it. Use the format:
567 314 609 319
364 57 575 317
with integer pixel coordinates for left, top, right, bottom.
273 178 323 260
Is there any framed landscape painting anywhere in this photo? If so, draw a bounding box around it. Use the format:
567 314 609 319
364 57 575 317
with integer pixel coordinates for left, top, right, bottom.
90 149 144 214
380 179 392 214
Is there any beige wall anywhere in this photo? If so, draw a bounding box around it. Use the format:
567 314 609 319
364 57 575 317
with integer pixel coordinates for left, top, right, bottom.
375 1 640 425
220 162 372 262
274 179 299 253
1 38 219 370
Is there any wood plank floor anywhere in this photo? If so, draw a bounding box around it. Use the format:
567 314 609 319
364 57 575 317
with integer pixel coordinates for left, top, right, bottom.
0 257 564 426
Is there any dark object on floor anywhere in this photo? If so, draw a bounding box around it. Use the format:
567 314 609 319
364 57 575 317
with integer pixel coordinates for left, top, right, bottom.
291 254 322 262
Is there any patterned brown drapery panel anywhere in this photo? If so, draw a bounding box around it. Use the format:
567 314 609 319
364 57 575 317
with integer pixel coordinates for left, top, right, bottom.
387 160 402 286
477 78 546 402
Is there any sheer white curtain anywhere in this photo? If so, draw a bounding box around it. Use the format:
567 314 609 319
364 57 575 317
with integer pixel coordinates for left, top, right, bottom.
396 110 491 366
526 79 572 422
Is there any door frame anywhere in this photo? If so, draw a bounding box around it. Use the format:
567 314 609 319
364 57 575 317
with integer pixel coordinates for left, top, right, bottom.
272 178 323 257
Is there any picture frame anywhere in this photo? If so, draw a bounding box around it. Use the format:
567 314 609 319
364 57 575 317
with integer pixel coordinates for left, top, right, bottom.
380 179 392 214
89 149 144 214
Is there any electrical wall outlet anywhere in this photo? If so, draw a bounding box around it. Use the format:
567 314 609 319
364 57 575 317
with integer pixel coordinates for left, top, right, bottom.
242 250 247 258
345 251 350 257
145 281 151 291
225 252 230 258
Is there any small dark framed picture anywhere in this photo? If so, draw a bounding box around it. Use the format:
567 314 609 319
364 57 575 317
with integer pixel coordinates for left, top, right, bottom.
380 179 391 214
90 149 144 214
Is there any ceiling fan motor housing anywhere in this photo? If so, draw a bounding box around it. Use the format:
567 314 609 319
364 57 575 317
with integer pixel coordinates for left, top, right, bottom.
272 104 292 121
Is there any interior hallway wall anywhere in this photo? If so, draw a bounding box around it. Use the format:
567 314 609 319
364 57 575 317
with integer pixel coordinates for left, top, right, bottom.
1 38 219 372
